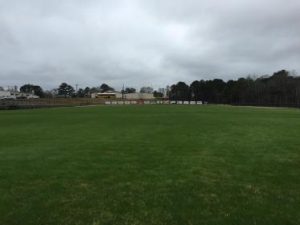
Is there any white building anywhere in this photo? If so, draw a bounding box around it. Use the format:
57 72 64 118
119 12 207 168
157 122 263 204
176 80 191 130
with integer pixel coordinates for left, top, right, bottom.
91 92 122 99
0 91 39 100
0 91 16 100
123 93 155 100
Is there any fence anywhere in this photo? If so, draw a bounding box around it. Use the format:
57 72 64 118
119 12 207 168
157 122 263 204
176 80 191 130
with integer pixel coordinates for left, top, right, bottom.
0 98 106 110
0 98 205 110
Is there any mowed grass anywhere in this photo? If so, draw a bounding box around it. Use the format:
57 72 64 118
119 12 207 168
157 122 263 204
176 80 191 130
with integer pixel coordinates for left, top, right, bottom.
0 105 300 225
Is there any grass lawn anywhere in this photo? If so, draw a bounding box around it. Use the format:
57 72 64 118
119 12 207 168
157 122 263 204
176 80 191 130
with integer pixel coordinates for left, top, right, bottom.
0 105 300 225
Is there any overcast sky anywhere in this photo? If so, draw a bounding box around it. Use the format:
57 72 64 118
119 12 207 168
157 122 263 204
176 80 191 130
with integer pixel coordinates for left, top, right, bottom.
1 0 300 90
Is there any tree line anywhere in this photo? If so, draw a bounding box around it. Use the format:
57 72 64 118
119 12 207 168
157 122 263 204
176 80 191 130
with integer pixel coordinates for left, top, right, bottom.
14 83 159 98
169 70 300 107
5 69 300 107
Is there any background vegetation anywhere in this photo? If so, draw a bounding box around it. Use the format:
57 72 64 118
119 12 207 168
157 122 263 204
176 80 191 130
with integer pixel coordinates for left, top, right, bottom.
170 70 300 107
9 69 300 108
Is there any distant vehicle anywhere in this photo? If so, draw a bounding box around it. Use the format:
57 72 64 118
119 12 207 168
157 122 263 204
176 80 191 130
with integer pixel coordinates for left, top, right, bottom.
27 95 39 99
16 93 40 99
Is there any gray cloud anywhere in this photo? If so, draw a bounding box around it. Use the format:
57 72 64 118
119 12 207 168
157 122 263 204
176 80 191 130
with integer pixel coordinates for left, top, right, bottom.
0 0 299 90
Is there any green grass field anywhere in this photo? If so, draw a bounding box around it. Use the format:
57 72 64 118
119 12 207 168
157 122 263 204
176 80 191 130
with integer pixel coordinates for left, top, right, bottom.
0 105 300 225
